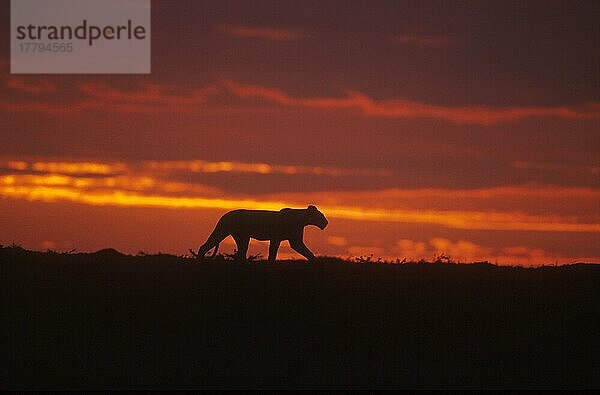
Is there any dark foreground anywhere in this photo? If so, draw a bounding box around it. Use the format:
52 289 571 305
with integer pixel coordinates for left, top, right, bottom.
1 247 598 390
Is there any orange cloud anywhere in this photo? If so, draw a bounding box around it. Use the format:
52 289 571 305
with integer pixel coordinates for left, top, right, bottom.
429 237 493 261
0 100 98 115
395 239 429 258
6 76 57 94
327 236 348 247
2 78 598 124
0 172 221 196
143 159 391 177
392 237 597 266
0 81 221 115
322 206 598 233
77 82 218 106
287 185 600 203
3 158 390 178
29 161 127 175
7 161 28 171
219 24 305 41
223 80 600 125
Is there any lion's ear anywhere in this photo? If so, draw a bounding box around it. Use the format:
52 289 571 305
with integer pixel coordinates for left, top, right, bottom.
308 205 317 211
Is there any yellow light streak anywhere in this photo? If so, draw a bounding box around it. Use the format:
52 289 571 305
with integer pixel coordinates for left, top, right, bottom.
1 184 598 233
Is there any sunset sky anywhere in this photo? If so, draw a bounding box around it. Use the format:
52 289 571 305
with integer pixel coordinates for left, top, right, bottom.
1 0 599 265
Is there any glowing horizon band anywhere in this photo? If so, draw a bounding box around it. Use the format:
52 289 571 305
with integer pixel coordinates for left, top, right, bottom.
1 185 598 233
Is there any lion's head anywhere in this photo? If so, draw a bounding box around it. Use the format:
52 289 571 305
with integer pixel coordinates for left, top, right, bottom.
307 205 328 230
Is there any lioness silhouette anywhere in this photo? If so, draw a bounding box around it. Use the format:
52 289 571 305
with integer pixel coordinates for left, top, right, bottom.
197 205 328 263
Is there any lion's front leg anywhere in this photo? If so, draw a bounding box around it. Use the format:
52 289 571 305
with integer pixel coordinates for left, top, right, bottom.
289 239 316 262
268 240 281 263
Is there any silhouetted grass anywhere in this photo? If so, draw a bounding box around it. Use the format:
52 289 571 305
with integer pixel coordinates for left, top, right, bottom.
1 246 598 389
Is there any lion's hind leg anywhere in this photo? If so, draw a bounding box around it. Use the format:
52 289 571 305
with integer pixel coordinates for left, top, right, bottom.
268 240 281 264
232 234 250 263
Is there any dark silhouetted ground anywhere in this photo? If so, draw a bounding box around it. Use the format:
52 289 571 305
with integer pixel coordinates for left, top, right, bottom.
1 246 598 389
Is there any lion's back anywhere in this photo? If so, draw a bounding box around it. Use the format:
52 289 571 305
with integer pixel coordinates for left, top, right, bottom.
219 209 286 239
